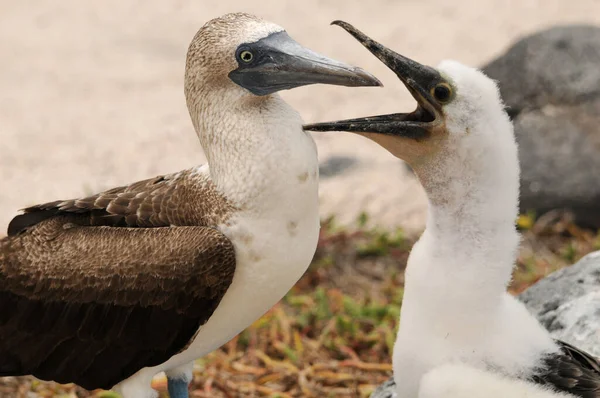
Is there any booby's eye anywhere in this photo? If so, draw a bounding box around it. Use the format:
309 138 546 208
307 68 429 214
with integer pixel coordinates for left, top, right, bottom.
237 49 254 63
432 83 452 103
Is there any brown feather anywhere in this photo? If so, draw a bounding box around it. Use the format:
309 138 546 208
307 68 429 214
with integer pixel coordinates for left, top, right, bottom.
7 168 235 236
0 166 239 389
0 217 236 390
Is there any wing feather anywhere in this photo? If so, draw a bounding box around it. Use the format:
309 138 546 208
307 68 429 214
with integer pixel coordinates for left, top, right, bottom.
532 340 600 398
0 217 236 390
7 167 234 235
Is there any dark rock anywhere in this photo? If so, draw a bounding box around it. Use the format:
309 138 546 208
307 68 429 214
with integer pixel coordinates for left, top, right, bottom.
318 155 358 179
371 251 600 397
482 25 600 228
514 104 600 228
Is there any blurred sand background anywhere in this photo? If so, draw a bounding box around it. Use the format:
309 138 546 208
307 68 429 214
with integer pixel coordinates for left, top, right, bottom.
1 0 599 234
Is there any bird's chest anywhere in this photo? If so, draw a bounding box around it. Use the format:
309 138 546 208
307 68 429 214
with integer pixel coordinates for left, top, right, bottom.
217 169 320 321
169 187 320 365
392 295 558 397
393 332 483 397
222 190 319 288
226 133 319 277
203 128 320 334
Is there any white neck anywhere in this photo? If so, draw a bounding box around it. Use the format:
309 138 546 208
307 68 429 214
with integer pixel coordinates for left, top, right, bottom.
405 133 521 321
188 89 317 211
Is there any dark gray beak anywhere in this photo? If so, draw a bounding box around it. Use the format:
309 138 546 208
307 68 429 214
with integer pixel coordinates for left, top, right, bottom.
303 21 446 139
228 31 382 96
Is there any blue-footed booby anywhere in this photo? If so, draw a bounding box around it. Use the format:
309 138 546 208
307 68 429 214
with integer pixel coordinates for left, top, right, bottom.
305 21 600 398
0 13 380 398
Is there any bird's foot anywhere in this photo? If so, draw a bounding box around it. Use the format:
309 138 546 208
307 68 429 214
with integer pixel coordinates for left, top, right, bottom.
167 377 190 398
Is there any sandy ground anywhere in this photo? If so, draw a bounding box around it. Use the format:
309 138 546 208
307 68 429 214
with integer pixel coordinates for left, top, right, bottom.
1 0 599 234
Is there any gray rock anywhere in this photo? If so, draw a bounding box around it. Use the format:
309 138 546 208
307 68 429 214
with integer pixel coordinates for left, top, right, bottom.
519 250 600 357
371 378 397 398
371 250 600 397
482 25 600 228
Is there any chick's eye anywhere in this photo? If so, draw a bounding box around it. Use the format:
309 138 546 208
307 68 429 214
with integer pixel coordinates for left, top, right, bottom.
239 50 254 63
432 83 452 103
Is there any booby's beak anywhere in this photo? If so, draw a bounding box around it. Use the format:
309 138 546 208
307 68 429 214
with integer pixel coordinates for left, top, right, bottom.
228 31 382 96
303 21 449 141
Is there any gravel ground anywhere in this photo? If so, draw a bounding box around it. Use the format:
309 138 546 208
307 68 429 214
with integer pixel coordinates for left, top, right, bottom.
1 1 599 233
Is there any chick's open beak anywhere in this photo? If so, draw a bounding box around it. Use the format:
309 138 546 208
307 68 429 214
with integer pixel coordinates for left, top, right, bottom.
303 21 445 139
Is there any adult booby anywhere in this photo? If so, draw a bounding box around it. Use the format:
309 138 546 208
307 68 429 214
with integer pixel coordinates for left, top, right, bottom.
305 21 600 398
0 13 380 398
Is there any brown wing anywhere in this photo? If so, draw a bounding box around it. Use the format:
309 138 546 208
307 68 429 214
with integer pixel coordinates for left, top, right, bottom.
7 167 234 235
533 340 600 398
0 217 236 390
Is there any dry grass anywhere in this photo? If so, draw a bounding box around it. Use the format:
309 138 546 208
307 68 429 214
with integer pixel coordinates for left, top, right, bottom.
1 211 598 398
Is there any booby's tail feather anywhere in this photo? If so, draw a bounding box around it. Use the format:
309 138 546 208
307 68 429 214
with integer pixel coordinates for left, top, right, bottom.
7 209 59 236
